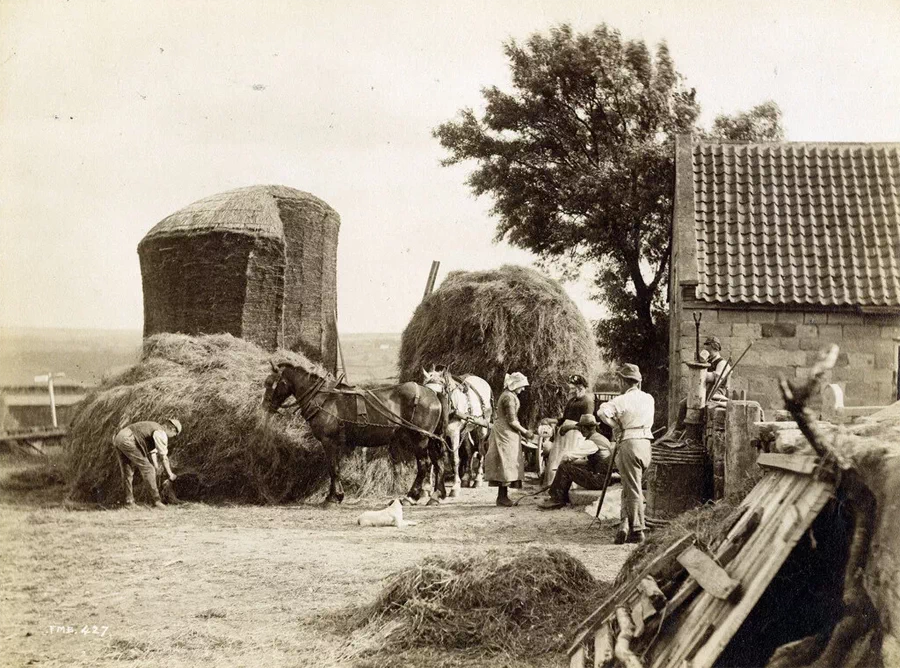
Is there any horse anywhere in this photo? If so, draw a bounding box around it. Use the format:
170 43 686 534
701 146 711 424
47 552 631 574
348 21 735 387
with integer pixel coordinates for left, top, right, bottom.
262 361 446 505
422 367 493 496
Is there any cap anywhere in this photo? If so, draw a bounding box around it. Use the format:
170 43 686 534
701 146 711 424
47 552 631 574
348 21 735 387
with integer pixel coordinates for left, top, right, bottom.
568 374 588 388
167 418 182 436
616 363 642 382
704 336 722 351
577 413 598 429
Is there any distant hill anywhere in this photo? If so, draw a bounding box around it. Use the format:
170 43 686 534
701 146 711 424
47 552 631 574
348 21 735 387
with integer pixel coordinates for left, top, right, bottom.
0 328 400 386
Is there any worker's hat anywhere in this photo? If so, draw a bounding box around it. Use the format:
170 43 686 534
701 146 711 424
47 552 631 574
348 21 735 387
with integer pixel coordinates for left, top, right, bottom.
703 336 722 351
616 363 642 382
504 372 529 391
167 418 182 436
567 374 588 388
577 413 598 429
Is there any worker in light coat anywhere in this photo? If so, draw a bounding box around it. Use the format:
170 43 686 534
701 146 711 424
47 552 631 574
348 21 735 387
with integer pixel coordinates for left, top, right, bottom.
597 364 654 544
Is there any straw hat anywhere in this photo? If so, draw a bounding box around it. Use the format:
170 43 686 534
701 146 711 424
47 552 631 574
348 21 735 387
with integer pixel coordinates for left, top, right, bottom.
167 418 183 436
504 372 530 391
616 364 642 382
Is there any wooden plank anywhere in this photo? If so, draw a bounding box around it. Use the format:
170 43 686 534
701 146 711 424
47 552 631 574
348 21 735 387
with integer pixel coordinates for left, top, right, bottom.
593 623 613 668
650 470 807 668
567 532 696 653
756 452 818 475
691 478 833 667
676 546 740 601
570 644 585 668
655 472 834 668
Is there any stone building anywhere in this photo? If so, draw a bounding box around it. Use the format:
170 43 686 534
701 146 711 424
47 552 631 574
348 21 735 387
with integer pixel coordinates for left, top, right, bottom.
668 136 900 422
139 185 340 370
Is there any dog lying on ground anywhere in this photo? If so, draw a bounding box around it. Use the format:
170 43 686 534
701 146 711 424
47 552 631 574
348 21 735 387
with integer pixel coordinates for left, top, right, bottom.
356 499 418 528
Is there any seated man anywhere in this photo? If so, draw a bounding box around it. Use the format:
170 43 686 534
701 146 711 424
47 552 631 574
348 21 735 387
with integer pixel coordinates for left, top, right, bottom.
538 414 611 510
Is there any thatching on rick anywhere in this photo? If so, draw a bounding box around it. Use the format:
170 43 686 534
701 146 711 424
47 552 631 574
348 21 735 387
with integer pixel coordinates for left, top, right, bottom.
138 185 340 370
66 333 408 505
399 265 600 426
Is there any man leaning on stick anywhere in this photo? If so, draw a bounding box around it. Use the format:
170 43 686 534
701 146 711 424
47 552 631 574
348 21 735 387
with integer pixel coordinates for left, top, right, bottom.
597 364 654 544
113 418 181 509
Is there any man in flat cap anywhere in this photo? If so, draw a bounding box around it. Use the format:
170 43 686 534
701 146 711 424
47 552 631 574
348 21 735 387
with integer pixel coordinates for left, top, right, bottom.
539 413 612 510
113 417 181 509
703 336 730 402
597 364 655 544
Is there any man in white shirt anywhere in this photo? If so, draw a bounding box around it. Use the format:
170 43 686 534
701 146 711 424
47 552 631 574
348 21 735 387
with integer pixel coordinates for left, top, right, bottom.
113 418 181 509
538 413 612 510
597 364 654 544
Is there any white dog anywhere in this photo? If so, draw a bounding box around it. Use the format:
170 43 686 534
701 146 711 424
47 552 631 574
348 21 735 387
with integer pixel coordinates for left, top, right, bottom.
356 499 418 528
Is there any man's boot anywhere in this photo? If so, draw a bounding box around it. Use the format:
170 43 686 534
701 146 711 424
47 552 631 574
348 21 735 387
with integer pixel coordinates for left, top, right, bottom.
628 530 646 544
153 500 166 510
496 485 514 507
614 527 628 545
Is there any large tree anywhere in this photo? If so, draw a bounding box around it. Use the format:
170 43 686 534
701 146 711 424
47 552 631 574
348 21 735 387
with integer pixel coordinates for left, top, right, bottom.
435 24 783 410
435 24 698 401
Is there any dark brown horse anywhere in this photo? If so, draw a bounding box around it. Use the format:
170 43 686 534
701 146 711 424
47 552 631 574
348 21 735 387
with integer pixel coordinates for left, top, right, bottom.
261 362 446 504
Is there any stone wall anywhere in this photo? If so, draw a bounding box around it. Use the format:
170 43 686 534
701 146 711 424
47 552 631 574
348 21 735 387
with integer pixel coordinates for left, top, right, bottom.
674 306 900 414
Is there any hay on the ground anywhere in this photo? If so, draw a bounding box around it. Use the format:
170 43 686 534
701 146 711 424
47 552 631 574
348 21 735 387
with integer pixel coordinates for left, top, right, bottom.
345 547 608 660
399 265 600 426
66 333 410 505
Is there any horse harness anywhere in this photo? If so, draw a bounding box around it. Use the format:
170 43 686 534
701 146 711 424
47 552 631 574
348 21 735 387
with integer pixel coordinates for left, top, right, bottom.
286 373 444 444
438 374 491 429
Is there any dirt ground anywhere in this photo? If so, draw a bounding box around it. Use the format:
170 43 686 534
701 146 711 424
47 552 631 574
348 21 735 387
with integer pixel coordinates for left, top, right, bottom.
0 453 634 668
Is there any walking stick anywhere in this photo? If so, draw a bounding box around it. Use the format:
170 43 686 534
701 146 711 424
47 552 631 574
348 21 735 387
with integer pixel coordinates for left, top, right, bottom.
589 440 619 529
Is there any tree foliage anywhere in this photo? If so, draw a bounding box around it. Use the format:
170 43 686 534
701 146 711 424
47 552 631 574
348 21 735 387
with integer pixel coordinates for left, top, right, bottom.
435 24 783 417
709 100 785 141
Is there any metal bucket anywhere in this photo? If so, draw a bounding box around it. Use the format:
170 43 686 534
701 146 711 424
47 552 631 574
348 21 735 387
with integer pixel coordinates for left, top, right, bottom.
645 441 710 528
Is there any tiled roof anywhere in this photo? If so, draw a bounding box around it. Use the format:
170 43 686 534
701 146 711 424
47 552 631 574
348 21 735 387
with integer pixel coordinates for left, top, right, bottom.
692 140 900 308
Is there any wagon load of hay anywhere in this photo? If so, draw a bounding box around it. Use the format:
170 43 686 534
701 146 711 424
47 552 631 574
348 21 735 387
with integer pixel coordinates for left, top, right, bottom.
399 265 600 426
341 547 608 663
66 333 406 505
138 185 340 370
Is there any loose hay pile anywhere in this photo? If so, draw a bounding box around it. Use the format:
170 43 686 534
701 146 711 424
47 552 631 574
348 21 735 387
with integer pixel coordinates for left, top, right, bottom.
66 333 410 505
399 265 600 426
345 548 607 661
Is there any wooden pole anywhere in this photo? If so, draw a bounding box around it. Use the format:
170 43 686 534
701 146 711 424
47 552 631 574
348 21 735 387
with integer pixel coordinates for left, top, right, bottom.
334 307 348 383
422 261 440 300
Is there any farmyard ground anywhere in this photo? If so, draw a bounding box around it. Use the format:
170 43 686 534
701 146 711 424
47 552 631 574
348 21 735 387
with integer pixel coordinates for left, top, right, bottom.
0 456 633 668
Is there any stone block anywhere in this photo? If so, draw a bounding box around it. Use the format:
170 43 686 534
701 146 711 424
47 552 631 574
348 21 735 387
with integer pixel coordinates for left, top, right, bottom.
844 325 875 340
875 347 898 369
747 311 777 323
832 367 876 383
843 381 885 406
800 338 827 351
817 325 843 340
804 312 828 324
795 324 818 338
724 400 764 503
847 352 875 368
880 326 900 340
762 322 797 338
718 310 748 324
827 312 864 325
775 311 805 323
838 336 890 353
732 323 762 339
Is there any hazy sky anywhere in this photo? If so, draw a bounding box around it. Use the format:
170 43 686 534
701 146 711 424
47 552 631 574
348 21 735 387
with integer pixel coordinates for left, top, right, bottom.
1 0 898 333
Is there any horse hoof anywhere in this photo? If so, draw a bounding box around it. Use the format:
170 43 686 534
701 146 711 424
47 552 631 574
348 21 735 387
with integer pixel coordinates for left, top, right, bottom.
399 497 414 507
449 487 460 498
427 497 441 506
473 480 482 488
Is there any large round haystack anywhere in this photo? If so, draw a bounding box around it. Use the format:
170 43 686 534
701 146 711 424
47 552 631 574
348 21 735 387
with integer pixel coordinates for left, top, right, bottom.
138 185 340 371
66 333 408 505
399 265 600 426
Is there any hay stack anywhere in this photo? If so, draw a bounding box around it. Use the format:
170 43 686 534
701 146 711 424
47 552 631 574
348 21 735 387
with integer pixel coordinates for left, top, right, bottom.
66 333 407 505
345 548 607 660
139 185 340 370
398 265 600 426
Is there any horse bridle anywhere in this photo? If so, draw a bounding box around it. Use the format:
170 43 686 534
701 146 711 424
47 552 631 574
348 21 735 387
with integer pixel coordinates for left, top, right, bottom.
275 367 328 418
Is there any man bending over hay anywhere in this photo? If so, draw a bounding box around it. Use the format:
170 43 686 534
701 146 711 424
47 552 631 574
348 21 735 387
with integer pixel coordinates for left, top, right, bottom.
113 418 181 509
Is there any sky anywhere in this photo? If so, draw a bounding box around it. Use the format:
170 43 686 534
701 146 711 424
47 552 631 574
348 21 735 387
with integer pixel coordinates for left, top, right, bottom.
1 0 898 333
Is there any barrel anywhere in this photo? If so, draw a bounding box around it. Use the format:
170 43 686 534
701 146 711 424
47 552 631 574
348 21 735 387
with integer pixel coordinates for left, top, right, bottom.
645 440 710 528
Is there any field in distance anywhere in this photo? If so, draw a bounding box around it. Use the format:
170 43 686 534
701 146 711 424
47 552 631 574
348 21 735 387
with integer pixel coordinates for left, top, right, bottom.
0 328 400 387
